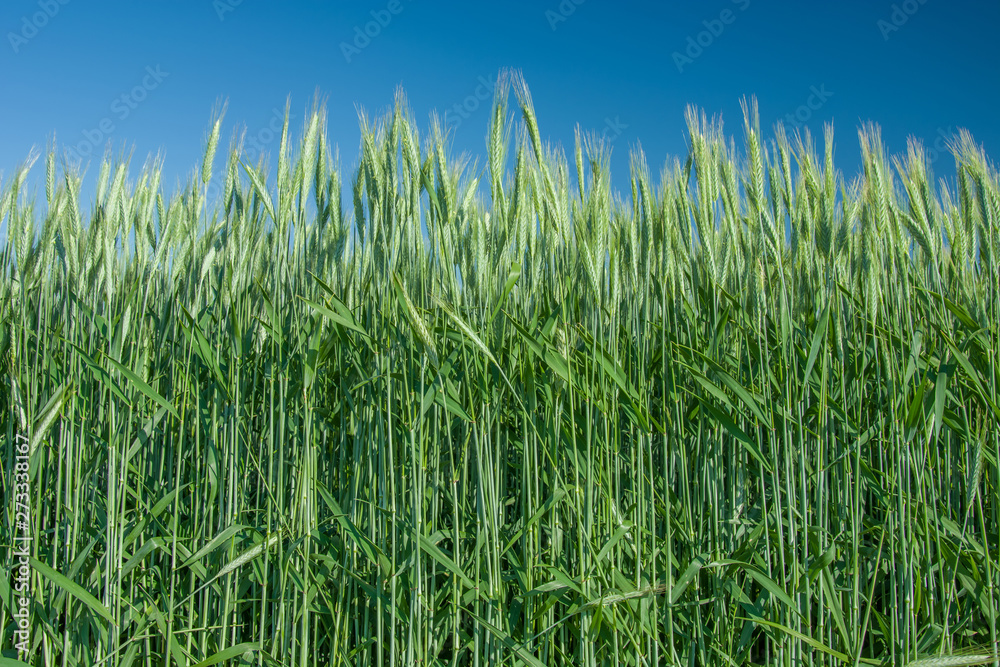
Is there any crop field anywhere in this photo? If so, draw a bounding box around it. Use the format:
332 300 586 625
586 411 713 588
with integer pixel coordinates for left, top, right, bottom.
1 74 998 665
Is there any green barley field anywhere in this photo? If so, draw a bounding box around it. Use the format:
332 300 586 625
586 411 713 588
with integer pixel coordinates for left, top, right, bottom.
2 73 998 666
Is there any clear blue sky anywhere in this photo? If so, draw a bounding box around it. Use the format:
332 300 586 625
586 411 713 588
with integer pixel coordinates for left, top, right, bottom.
1 0 998 206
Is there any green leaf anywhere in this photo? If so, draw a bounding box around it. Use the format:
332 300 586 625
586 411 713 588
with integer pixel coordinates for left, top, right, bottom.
507 314 571 385
29 380 73 456
327 496 391 577
933 361 954 438
190 643 258 667
944 295 980 330
490 261 521 324
466 610 545 667
808 544 837 581
541 565 585 595
592 523 634 565
687 366 735 412
698 398 771 472
803 303 830 382
944 335 1000 419
713 559 798 613
743 617 868 664
303 315 322 392
30 557 116 626
416 532 476 591
819 568 852 655
300 296 369 338
695 351 772 429
524 580 569 596
125 406 170 463
501 487 567 556
182 524 248 569
434 296 496 365
420 375 473 422
588 334 638 401
179 305 229 397
255 281 285 347
105 354 179 420
66 340 129 406
670 554 708 603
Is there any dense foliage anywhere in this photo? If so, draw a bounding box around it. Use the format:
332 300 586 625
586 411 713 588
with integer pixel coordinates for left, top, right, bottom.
2 74 999 666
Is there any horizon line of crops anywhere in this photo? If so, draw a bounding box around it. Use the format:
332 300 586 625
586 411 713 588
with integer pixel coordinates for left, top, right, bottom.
1 70 998 666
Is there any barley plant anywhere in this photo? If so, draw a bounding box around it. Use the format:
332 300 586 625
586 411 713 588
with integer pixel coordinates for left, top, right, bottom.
1 73 998 666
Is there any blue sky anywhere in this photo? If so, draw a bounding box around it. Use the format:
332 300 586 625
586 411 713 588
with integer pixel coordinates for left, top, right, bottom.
1 0 998 207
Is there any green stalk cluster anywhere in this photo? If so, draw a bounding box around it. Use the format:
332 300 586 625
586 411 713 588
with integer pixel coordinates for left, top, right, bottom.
1 73 998 666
